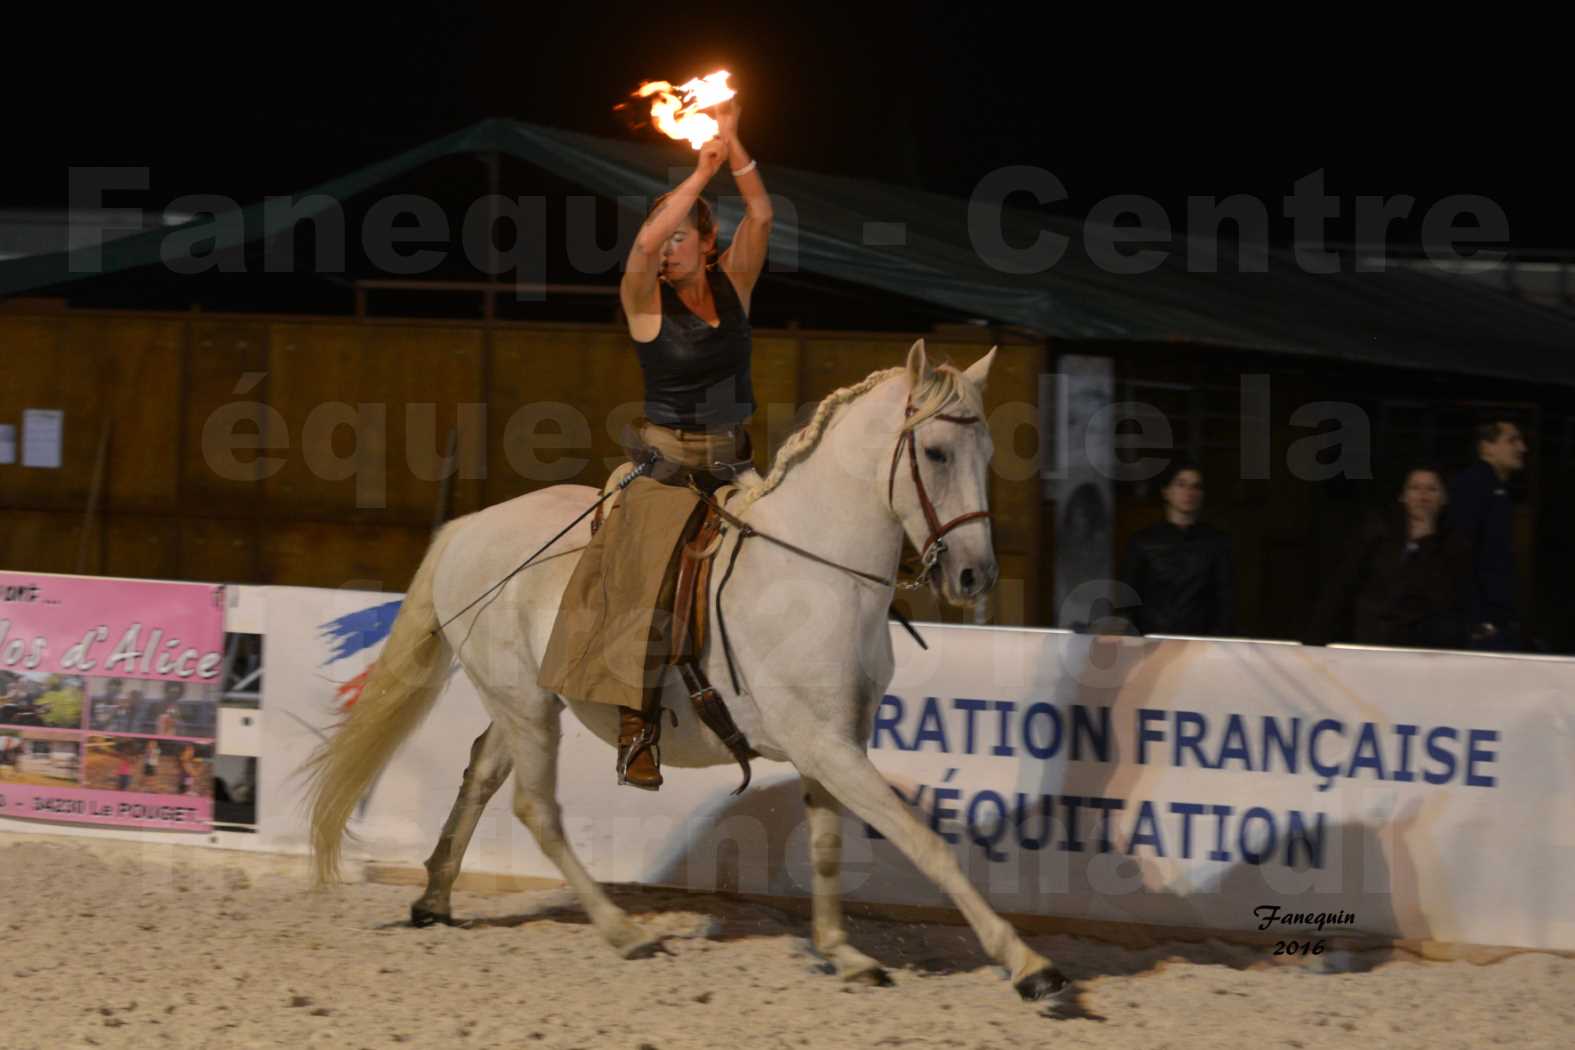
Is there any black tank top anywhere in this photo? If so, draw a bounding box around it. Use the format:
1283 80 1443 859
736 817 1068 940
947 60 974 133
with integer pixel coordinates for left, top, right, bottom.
634 270 755 428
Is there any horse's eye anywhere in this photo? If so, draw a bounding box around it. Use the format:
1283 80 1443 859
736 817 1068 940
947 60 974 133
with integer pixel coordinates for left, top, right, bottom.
924 447 947 464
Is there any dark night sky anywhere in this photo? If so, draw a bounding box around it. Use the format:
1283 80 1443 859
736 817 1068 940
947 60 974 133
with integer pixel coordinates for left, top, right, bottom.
8 6 1571 251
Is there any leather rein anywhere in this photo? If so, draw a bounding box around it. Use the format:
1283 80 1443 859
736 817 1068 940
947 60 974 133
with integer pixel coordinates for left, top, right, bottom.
704 402 992 693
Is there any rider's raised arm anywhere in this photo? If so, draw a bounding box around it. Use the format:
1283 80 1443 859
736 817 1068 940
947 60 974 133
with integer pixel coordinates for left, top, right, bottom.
620 139 727 328
714 101 772 313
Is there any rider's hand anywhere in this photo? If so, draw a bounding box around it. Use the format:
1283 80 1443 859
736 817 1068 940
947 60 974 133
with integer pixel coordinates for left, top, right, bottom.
696 138 727 179
714 98 740 145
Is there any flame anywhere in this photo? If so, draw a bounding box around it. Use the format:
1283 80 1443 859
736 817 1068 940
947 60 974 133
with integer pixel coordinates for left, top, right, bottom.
632 70 735 149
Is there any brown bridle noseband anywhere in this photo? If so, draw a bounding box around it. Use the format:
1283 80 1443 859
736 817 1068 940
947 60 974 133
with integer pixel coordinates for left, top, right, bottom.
886 403 993 588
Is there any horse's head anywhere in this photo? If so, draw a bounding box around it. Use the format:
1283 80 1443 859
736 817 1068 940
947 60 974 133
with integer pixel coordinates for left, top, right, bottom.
891 339 998 605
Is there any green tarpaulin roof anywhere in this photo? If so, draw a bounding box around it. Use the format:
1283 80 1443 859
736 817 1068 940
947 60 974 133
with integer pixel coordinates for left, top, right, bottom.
5 118 1573 384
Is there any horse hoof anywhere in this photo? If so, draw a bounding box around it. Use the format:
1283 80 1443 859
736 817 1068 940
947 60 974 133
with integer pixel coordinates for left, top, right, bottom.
1014 966 1072 1002
850 967 894 988
619 937 669 961
409 906 454 928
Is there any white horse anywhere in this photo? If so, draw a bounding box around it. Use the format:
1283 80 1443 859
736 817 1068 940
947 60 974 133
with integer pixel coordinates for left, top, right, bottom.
306 340 1070 1003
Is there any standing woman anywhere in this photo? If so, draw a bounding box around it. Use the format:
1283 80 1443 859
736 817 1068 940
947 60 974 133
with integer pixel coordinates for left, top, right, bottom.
1305 467 1469 648
537 101 772 791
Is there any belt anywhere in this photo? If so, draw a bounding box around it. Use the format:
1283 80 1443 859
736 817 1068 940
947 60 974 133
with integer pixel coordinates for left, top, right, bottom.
647 420 742 437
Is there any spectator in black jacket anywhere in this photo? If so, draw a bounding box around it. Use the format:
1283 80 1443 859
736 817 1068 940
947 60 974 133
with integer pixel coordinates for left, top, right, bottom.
1119 462 1235 636
1449 417 1528 651
1305 467 1470 649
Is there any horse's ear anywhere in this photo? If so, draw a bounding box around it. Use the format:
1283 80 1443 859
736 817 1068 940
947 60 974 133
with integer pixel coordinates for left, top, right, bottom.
963 346 998 393
905 338 933 388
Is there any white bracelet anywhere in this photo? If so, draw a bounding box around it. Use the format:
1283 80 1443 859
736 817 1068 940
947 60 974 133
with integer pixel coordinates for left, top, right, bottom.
731 158 757 177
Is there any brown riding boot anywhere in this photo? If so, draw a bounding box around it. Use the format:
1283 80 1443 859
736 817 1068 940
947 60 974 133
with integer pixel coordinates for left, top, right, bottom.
616 705 663 790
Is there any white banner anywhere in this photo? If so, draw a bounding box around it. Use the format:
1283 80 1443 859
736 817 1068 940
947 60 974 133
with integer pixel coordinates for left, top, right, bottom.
259 587 1575 952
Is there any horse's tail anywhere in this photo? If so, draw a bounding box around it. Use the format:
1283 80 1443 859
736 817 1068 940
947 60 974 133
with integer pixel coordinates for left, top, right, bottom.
305 521 462 887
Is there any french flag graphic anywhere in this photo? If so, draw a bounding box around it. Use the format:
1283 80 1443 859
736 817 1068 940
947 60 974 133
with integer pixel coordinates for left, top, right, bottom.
317 599 403 710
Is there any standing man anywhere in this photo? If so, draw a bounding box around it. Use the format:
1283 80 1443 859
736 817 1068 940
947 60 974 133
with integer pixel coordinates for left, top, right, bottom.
1119 462 1236 637
1449 417 1529 651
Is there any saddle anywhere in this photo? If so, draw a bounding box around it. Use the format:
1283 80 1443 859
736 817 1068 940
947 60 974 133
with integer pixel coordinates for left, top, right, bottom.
595 453 757 794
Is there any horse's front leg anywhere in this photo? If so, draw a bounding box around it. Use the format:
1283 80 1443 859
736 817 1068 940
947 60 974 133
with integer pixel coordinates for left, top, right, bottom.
802 776 890 985
794 738 1069 1002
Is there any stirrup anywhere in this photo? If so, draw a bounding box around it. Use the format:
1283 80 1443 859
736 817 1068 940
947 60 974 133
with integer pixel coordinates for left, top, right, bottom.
617 706 675 785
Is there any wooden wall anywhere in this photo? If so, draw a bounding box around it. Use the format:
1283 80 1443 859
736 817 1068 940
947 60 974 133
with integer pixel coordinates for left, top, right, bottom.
0 310 1043 625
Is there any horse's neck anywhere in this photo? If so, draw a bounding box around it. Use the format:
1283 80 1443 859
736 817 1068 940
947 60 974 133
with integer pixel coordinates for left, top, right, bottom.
748 386 906 584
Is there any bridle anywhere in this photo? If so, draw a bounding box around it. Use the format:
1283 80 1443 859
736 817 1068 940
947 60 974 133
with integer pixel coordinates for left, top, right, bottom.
706 393 994 692
886 402 993 589
702 395 993 597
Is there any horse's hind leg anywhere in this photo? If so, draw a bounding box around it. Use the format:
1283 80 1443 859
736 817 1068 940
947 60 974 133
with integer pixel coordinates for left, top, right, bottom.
802 777 890 985
410 724 514 927
500 690 663 959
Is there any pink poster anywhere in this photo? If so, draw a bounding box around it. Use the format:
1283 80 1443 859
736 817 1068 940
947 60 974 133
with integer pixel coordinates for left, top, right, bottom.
0 573 225 832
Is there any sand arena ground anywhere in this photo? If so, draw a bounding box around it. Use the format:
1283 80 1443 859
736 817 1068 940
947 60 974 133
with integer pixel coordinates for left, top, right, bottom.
1 834 1569 1049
